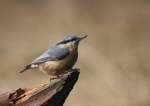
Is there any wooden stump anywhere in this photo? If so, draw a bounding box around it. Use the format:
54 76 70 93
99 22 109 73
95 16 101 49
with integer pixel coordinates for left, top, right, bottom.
0 69 80 106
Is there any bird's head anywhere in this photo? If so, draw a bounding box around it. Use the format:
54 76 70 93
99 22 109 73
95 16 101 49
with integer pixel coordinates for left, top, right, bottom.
55 35 88 50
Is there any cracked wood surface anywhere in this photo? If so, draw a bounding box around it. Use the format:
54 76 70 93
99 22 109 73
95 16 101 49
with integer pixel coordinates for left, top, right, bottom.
0 70 80 106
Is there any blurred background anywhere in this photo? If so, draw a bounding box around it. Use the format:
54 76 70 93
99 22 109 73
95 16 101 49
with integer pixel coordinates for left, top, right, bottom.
0 1 150 106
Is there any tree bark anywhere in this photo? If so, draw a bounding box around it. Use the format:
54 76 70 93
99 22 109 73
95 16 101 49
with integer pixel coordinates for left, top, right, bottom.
0 69 80 106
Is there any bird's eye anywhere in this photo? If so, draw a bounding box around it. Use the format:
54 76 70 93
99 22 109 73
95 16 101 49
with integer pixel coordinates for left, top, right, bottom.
70 39 74 42
70 38 76 42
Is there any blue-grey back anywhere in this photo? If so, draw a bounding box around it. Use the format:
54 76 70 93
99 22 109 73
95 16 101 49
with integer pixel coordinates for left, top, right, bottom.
32 45 69 64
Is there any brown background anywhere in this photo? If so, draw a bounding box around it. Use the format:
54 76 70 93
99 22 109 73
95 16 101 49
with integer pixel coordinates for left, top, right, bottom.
0 1 150 106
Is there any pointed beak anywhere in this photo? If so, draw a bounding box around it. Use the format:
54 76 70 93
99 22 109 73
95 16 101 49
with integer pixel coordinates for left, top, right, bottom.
78 35 88 40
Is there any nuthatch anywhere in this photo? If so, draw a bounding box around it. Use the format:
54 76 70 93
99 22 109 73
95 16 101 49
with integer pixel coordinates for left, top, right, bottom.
19 35 88 80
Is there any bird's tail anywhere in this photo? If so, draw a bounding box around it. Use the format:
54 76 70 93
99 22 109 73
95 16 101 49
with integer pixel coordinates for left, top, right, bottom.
19 64 31 73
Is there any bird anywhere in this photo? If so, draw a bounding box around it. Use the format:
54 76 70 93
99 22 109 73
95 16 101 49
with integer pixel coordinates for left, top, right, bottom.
19 35 88 80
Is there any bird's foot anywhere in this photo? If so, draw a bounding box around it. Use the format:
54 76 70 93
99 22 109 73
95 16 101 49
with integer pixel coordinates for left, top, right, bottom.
50 76 59 82
69 68 80 72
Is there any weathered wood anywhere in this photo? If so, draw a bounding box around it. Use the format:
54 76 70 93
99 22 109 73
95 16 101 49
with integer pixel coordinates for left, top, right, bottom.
0 69 80 106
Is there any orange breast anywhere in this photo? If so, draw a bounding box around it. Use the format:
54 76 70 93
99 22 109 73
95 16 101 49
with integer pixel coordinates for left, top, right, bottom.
38 51 78 76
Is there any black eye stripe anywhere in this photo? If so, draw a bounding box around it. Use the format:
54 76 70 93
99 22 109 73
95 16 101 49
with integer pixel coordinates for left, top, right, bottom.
71 38 77 41
70 39 74 41
60 39 75 44
57 40 70 45
55 36 78 45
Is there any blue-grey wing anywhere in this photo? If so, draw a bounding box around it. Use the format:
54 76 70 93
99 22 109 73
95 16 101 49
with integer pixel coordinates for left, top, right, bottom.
32 45 69 64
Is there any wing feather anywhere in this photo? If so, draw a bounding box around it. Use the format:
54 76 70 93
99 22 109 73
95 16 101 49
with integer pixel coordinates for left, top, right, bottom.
32 45 69 64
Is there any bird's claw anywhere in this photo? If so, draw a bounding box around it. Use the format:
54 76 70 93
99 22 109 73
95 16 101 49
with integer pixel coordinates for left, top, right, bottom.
50 77 59 82
69 68 80 72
